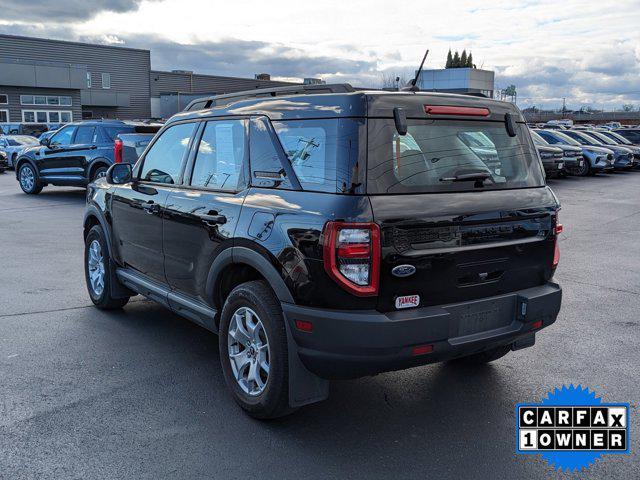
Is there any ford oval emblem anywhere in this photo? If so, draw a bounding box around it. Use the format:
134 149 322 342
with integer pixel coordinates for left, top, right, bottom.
392 264 416 278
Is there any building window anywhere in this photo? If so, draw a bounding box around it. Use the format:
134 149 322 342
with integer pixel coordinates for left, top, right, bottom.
22 110 73 124
87 72 92 88
0 94 7 104
20 95 72 106
0 110 9 122
101 73 111 89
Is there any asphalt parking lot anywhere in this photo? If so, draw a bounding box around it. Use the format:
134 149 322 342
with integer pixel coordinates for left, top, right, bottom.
0 171 638 479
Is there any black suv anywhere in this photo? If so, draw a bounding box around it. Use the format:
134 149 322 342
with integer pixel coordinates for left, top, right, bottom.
83 85 562 418
15 120 160 194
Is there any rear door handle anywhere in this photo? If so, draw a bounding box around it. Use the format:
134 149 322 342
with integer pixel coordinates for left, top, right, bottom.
201 213 227 226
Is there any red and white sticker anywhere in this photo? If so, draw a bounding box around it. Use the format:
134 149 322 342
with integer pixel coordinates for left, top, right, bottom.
395 295 420 309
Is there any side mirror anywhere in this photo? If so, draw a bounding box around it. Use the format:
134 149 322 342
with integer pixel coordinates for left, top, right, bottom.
40 137 50 147
106 163 132 184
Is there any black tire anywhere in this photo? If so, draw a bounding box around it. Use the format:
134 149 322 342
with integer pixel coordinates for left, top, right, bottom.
576 158 590 176
219 280 295 419
451 345 511 365
11 153 17 169
91 166 108 182
18 163 43 194
84 225 130 310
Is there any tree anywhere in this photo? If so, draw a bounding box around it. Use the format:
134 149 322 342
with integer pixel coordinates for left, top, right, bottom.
622 104 635 112
446 49 453 68
452 51 460 68
460 50 467 68
467 52 473 68
503 85 517 103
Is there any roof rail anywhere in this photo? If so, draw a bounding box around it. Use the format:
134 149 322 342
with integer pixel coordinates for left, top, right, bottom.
183 83 355 111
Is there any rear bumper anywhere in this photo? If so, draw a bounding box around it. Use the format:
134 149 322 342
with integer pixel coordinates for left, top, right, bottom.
283 282 561 378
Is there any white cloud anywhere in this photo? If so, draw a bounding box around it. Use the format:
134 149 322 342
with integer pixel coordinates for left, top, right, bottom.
1 0 639 109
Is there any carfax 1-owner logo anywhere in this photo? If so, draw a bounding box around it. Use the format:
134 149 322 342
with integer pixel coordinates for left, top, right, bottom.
516 385 631 471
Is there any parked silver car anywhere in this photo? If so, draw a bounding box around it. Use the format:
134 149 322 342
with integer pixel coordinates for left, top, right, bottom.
535 129 614 176
0 135 40 168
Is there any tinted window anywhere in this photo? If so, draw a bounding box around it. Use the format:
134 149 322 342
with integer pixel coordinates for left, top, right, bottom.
272 118 363 193
537 131 560 144
50 126 77 146
367 119 544 194
617 130 640 143
139 122 195 184
75 126 96 144
191 120 247 191
249 117 292 189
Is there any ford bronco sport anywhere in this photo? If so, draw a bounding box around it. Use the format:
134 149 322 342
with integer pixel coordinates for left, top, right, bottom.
83 84 562 419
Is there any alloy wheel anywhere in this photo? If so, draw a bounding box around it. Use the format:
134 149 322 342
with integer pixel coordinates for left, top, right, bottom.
227 307 270 396
20 166 35 191
87 239 105 296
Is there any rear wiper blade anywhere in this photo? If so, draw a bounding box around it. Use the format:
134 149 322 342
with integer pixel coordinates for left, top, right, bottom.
439 171 493 182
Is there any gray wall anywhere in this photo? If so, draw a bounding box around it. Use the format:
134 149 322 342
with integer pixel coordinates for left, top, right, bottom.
0 34 151 119
150 70 294 97
150 70 296 117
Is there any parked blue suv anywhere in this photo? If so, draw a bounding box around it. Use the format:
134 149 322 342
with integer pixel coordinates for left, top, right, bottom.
15 120 160 194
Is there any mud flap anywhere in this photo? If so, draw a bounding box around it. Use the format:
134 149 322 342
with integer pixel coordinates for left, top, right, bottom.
283 319 330 408
109 259 135 299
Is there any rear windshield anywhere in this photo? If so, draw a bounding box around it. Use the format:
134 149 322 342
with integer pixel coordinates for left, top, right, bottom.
103 126 134 141
367 119 545 194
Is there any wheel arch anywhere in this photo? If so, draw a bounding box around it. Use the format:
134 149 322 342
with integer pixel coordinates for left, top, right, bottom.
87 158 111 180
83 206 114 258
14 156 38 180
207 246 295 326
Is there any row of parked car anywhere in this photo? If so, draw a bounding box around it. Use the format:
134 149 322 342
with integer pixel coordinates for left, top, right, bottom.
0 120 161 193
528 126 640 178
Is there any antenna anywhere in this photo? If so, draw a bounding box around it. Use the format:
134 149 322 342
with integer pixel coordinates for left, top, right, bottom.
402 49 429 92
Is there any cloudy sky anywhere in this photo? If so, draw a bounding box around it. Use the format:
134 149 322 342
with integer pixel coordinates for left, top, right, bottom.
0 0 639 110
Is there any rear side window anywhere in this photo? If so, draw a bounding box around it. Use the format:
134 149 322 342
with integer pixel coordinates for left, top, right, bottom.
75 126 96 144
272 118 364 194
139 122 195 184
190 120 247 191
249 117 292 189
367 119 545 194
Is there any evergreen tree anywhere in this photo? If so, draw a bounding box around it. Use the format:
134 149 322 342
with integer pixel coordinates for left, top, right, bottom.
452 51 460 68
467 52 473 68
461 50 467 68
446 49 453 68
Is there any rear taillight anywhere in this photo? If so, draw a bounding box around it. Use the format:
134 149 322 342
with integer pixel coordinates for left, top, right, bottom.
553 215 562 269
114 138 123 164
323 222 380 296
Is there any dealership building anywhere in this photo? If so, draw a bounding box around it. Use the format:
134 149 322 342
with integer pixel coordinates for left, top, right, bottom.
417 67 495 98
0 34 296 127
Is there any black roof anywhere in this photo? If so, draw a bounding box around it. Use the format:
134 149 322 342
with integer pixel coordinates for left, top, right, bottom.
170 84 523 124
